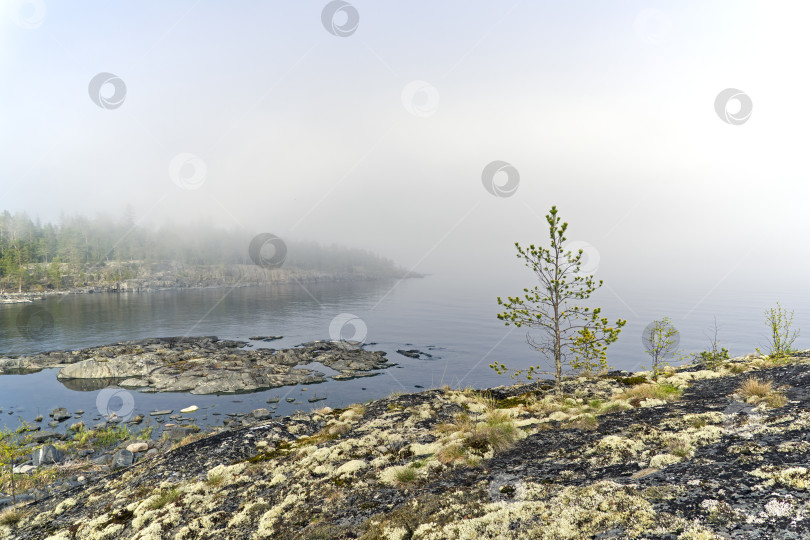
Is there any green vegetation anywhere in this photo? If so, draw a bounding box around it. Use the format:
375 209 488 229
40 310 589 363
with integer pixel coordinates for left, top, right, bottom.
696 317 730 368
493 206 626 389
94 424 132 448
613 375 648 386
146 487 182 510
758 302 800 360
0 425 37 506
0 210 408 292
136 426 154 441
206 472 225 487
643 317 680 380
392 466 418 486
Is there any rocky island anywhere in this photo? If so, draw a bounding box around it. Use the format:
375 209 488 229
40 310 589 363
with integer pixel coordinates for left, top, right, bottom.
2 350 810 538
0 337 392 394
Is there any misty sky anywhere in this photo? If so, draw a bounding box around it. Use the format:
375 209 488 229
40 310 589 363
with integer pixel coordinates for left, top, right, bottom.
2 0 810 301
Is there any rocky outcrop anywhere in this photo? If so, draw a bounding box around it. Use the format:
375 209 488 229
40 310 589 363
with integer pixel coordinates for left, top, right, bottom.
4 352 810 538
0 336 393 394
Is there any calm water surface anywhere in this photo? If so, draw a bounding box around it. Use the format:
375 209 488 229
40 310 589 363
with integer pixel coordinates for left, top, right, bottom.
1 274 808 432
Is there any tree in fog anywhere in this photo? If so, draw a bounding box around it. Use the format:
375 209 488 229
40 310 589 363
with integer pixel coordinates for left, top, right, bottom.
493 206 626 390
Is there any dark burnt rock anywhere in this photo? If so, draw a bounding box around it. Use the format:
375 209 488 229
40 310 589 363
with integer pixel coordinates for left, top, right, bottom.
6 356 810 539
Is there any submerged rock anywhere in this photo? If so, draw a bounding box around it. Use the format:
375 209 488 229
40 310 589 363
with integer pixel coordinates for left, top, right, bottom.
396 348 433 359
49 407 71 422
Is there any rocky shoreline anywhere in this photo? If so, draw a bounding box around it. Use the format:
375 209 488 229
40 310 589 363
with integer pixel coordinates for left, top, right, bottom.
3 350 810 538
0 336 393 394
0 264 422 305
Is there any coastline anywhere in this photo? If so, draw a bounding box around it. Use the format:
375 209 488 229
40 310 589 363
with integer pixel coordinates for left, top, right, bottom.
3 350 810 538
0 264 424 304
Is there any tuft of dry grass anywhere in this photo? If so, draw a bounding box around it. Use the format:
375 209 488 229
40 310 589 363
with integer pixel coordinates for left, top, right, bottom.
461 410 519 455
566 414 599 431
738 377 773 399
146 487 182 510
437 412 474 435
726 362 748 374
393 466 418 486
172 431 207 449
0 506 28 527
206 472 225 487
736 377 788 408
464 389 498 411
764 393 788 408
665 438 693 459
616 383 681 404
436 408 520 464
436 444 467 465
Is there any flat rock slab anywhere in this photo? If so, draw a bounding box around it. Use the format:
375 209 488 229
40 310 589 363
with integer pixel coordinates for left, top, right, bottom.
30 430 64 443
150 410 173 416
1 336 393 394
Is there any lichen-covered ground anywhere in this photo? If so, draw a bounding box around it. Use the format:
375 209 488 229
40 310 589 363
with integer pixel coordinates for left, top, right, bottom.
3 352 810 539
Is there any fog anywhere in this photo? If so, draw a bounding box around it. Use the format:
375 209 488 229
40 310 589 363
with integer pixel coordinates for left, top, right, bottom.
3 0 810 302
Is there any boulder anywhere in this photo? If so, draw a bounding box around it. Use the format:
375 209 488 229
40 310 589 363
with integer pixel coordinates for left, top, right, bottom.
50 407 71 421
126 442 148 453
30 429 61 443
91 454 111 465
111 449 133 470
33 444 64 466
166 426 197 442
250 408 272 420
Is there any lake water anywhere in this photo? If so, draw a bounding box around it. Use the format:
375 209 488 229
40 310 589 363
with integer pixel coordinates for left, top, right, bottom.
1 274 808 433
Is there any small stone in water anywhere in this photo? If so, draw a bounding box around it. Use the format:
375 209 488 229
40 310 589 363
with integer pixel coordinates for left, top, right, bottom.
180 405 198 413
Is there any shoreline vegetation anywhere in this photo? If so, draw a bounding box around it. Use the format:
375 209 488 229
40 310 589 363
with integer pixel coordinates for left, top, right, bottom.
3 348 810 538
0 210 421 303
0 263 422 305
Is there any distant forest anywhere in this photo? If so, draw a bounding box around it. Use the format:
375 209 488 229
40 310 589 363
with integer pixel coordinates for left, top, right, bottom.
0 210 407 293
